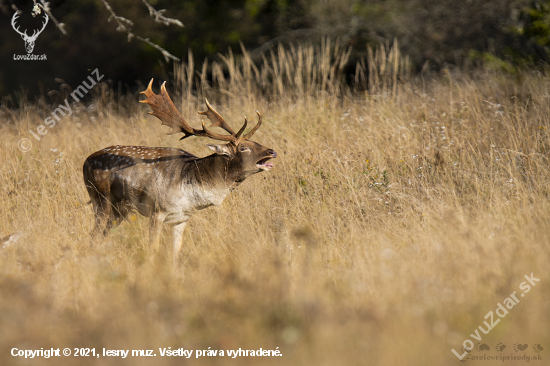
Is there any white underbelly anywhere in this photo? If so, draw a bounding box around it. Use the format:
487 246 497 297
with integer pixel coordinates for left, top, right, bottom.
137 185 229 224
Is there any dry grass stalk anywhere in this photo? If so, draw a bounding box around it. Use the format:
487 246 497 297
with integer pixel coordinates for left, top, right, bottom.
0 41 548 365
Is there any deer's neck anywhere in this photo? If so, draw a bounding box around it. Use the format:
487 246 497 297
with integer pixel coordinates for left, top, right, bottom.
164 155 235 210
185 154 236 190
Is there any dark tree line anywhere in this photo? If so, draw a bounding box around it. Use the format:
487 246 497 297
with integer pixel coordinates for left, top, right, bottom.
1 0 549 99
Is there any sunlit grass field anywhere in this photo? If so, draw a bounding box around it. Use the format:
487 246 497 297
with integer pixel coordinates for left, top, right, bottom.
1 43 549 365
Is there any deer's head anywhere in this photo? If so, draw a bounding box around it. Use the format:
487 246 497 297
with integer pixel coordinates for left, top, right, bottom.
11 11 48 54
140 80 276 182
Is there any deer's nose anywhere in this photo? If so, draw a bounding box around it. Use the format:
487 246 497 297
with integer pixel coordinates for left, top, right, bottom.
268 149 277 158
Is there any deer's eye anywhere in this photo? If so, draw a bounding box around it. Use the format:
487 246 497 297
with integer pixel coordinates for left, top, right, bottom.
239 146 251 153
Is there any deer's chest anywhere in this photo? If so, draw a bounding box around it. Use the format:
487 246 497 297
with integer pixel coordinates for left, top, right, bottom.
131 181 226 214
118 169 229 222
158 185 228 224
164 185 228 211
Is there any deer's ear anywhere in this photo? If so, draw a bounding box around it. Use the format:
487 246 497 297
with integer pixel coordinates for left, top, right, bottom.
207 144 231 156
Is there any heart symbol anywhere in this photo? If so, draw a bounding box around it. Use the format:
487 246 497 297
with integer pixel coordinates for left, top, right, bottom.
517 344 528 351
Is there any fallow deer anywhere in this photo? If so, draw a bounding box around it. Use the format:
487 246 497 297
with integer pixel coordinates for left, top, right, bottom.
83 79 276 263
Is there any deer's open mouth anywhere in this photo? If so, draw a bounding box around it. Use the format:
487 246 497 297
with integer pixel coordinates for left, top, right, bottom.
257 158 274 170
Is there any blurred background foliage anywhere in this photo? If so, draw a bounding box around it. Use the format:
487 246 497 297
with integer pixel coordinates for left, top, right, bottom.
1 0 550 98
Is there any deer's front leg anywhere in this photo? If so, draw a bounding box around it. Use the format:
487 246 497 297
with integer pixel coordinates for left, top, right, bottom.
171 221 188 266
148 212 166 256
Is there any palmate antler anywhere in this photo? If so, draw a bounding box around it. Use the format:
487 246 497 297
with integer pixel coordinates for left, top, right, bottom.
198 98 236 135
140 79 262 143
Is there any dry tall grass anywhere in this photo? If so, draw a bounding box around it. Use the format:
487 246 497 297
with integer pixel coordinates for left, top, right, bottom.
1 42 549 365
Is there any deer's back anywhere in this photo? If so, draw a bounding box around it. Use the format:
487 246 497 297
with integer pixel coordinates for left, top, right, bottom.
83 145 198 194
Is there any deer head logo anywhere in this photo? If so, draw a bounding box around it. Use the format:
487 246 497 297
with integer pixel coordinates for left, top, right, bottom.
11 11 48 54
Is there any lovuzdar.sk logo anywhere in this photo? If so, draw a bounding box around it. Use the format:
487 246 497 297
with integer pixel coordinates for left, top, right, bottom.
12 5 48 60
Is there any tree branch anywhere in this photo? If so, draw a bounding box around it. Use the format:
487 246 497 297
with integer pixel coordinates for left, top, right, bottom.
141 0 183 27
100 0 180 62
39 1 68 35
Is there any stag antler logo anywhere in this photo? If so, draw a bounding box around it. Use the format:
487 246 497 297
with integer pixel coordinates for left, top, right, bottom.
11 11 48 54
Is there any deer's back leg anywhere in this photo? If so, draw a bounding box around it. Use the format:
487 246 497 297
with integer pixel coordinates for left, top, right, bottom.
84 182 105 240
85 169 116 240
90 190 113 239
103 201 130 235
